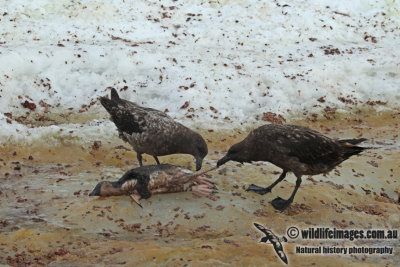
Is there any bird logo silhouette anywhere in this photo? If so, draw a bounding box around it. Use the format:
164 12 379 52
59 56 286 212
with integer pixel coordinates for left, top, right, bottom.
254 223 288 264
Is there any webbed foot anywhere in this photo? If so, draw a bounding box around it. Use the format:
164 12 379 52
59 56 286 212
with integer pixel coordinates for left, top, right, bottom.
192 184 217 196
246 184 272 195
271 196 292 211
194 176 215 187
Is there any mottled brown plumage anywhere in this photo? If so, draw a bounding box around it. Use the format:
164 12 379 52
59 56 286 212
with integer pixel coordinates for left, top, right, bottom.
217 124 367 211
100 88 208 170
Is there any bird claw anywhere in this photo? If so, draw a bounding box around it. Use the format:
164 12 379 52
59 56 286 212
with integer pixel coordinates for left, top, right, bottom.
195 176 215 187
271 196 292 211
192 184 215 196
246 184 271 195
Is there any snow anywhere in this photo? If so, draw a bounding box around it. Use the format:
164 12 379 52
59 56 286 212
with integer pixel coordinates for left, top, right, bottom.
0 0 399 144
